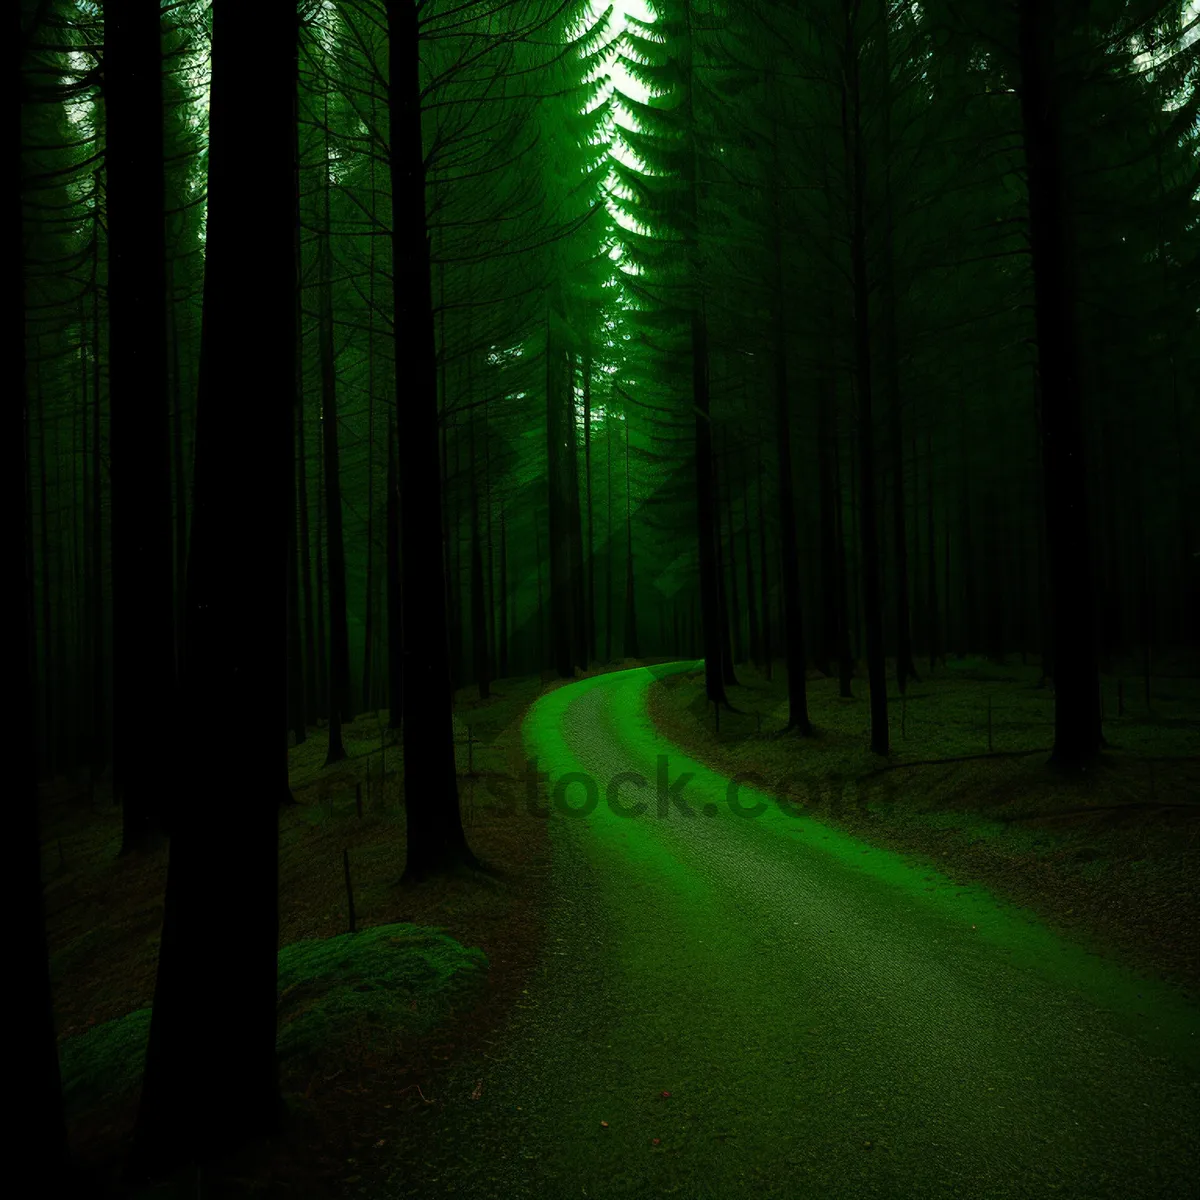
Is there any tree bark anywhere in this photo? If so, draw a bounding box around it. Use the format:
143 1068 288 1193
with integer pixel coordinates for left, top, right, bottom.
106 0 174 850
132 0 289 1171
1017 0 1102 766
386 0 478 879
845 2 889 755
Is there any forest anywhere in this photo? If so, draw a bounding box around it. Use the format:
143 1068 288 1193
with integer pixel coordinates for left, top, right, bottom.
17 1 1199 1198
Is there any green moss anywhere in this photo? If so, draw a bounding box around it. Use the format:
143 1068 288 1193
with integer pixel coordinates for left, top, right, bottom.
58 923 487 1118
59 1005 152 1115
275 923 488 1063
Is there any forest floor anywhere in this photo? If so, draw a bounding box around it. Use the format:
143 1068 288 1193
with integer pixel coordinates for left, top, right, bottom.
342 662 1200 1199
41 660 656 1199
40 656 1199 1198
646 656 1200 995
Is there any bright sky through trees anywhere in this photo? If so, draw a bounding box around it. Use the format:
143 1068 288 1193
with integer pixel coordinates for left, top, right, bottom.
583 0 655 242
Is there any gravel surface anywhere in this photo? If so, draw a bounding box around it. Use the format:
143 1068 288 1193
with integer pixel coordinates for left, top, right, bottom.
378 664 1200 1199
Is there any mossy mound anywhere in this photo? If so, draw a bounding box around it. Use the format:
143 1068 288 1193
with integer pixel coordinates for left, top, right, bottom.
275 923 488 1062
58 923 487 1117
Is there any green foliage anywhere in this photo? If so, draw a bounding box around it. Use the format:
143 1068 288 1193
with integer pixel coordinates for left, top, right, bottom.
57 924 487 1118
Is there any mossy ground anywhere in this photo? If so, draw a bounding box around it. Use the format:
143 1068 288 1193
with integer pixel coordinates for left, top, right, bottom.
39 661 665 1198
41 656 1198 1196
647 656 1200 994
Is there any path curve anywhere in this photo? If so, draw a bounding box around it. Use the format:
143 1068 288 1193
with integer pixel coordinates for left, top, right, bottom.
381 664 1199 1199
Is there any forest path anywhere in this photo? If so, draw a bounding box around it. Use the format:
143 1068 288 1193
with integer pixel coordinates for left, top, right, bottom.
380 663 1199 1199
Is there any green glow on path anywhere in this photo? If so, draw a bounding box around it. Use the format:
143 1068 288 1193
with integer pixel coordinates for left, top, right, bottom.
524 664 1200 1073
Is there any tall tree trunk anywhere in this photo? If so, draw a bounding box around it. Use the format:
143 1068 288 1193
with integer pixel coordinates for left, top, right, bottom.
485 402 496 674
1017 0 1101 766
315 397 328 717
692 309 725 702
498 500 508 678
757 439 772 681
877 4 918 693
362 210 377 712
583 339 596 666
605 407 614 662
168 261 188 674
469 388 491 699
743 469 760 668
90 213 106 775
817 369 839 678
547 310 574 679
926 424 939 672
386 409 403 729
106 0 173 849
567 361 588 672
132 0 289 1170
297 368 316 725
16 29 70 1152
715 483 736 685
958 387 974 655
623 411 640 659
386 0 477 878
36 361 53 773
724 459 743 666
833 400 854 699
318 117 351 763
535 508 545 669
845 4 888 755
287 395 305 744
773 285 810 733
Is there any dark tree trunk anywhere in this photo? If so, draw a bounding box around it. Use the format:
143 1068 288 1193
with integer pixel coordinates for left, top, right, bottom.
845 7 888 755
386 409 403 730
716 507 736 685
131 0 289 1172
692 310 725 703
623 411 640 659
817 370 839 678
485 402 496 674
605 408 614 662
583 340 596 666
877 6 917 694
386 0 477 879
723 459 743 666
16 13 71 1165
833 407 854 698
106 0 174 850
469 396 490 699
743 472 760 668
287 396 305 744
773 297 810 733
361 227 377 712
567 365 588 672
547 311 575 679
926 425 939 672
757 441 772 681
450 410 464 686
535 509 545 668
90 215 106 774
958 389 974 655
1017 0 1101 766
36 363 53 773
498 500 508 678
168 261 188 673
318 120 351 762
297 372 316 724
